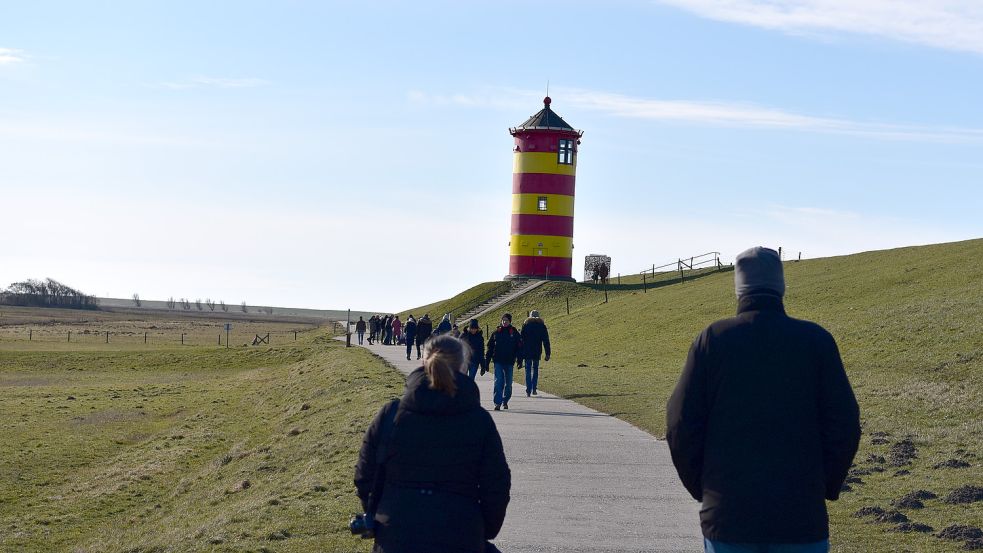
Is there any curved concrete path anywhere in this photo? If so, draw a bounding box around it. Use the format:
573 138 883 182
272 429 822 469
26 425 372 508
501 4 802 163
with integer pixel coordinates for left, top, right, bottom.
358 340 702 552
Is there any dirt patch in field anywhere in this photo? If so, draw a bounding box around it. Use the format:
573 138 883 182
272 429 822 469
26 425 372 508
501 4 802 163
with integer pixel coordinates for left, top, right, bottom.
889 438 918 466
944 485 983 504
891 522 934 533
72 409 147 425
937 525 983 541
934 459 971 469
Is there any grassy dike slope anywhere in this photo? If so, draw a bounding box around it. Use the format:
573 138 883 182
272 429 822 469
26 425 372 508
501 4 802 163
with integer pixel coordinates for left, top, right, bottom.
422 239 983 552
0 336 402 553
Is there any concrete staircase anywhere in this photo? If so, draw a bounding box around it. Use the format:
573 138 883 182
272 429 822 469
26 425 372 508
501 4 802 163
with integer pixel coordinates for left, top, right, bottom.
454 279 548 326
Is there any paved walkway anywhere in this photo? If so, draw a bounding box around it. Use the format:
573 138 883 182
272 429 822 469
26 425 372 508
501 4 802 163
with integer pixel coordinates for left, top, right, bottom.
357 340 702 552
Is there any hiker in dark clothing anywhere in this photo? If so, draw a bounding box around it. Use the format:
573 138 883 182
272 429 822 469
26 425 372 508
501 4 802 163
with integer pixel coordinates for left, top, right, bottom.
461 319 485 380
435 314 453 336
355 317 367 345
485 313 522 411
519 310 551 397
381 315 392 345
368 315 379 345
666 247 860 553
403 315 417 361
354 334 511 553
415 314 433 360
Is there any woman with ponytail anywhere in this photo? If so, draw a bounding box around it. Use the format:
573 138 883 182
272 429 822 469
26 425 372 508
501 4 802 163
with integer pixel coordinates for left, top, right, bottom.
355 334 511 553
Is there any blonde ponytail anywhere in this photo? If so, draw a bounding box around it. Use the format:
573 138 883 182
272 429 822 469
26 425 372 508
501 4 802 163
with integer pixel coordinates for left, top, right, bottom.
422 334 469 397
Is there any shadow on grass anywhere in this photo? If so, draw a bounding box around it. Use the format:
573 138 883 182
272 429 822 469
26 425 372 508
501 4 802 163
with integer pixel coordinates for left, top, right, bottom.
583 266 733 292
565 392 639 400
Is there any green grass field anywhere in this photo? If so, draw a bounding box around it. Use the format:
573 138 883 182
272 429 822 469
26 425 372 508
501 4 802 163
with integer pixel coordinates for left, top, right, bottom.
406 238 983 552
0 317 402 552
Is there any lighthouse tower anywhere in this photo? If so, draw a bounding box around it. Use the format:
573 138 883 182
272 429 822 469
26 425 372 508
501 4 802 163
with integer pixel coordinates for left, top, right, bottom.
507 97 582 282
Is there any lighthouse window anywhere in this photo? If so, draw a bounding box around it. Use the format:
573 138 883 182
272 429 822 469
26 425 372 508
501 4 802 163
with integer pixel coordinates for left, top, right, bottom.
558 139 574 165
537 196 548 211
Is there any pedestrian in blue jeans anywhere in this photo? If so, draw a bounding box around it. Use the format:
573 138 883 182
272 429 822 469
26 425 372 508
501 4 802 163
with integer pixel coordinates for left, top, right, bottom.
485 313 522 411
519 310 551 397
461 319 486 380
666 247 859 553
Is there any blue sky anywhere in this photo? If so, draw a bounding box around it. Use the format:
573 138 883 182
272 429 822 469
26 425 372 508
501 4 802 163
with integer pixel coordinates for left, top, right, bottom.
2 1 981 312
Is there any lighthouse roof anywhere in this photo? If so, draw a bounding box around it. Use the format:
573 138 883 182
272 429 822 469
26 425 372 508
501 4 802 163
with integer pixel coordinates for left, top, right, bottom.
513 97 578 132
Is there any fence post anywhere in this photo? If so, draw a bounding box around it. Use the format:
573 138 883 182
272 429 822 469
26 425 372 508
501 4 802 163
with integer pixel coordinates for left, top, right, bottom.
566 297 570 315
604 284 608 304
144 332 147 344
678 259 684 282
181 333 185 345
617 273 621 285
68 331 71 342
29 329 32 341
218 334 221 346
294 330 297 341
106 331 109 344
642 272 647 292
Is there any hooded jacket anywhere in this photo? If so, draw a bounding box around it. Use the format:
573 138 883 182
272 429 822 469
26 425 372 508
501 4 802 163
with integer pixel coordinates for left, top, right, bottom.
435 316 453 336
355 368 511 553
665 293 860 543
519 317 551 360
416 316 433 344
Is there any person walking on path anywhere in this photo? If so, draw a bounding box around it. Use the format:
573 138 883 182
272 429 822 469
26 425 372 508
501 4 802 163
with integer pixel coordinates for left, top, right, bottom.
354 334 511 553
381 315 392 345
461 319 485 380
666 246 860 553
519 310 551 397
355 317 367 345
368 315 379 345
415 314 433 359
450 323 461 338
403 315 417 361
391 315 403 346
485 313 523 411
435 313 452 336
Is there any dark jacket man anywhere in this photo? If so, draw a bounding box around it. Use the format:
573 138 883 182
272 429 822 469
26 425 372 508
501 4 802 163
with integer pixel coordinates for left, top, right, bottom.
461 328 486 367
666 247 860 545
416 315 433 345
355 367 511 553
435 314 453 336
486 323 523 366
403 318 417 343
519 314 551 361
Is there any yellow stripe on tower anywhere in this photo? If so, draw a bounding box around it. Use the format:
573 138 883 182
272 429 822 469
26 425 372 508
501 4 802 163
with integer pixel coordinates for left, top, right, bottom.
511 193 575 217
509 235 574 257
513 152 577 176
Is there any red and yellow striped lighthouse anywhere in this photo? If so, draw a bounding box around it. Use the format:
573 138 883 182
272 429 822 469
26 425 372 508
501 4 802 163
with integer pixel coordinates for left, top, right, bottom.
507 97 582 281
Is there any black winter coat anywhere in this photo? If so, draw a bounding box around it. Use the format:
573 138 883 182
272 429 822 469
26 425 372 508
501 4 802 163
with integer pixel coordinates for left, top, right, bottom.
666 293 860 543
416 318 433 344
461 330 485 365
486 325 522 365
403 320 417 342
435 319 452 336
519 317 550 360
355 368 511 553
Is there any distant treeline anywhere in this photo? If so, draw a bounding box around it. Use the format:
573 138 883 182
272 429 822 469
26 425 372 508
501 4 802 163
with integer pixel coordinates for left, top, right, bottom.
0 278 99 310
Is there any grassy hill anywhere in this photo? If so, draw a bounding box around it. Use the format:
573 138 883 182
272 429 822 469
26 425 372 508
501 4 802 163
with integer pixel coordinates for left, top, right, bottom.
0 327 401 552
406 238 983 552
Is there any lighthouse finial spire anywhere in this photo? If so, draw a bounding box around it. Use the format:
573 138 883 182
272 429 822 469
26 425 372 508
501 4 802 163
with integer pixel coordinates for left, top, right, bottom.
545 80 550 106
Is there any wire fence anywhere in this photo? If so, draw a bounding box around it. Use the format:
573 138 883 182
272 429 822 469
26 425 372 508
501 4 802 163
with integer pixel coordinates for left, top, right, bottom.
0 326 326 347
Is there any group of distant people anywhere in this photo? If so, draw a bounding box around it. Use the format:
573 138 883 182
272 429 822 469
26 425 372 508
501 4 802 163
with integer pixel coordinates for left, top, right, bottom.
352 247 861 553
356 310 552 411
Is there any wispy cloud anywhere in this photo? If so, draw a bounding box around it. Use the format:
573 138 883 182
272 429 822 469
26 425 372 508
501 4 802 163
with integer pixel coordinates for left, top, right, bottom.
158 76 269 90
655 0 983 56
409 87 983 143
0 48 27 64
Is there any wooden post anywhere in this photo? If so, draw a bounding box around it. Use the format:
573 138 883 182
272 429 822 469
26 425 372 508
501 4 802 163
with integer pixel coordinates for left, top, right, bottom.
144 332 147 344
617 273 621 285
68 331 71 342
604 284 608 303
181 333 185 345
29 329 32 341
678 259 684 282
346 309 351 347
105 331 109 344
218 334 221 346
294 330 297 341
642 272 647 292
566 297 570 315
